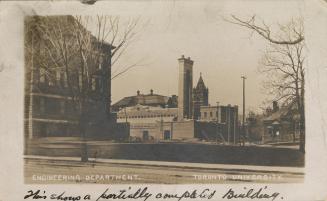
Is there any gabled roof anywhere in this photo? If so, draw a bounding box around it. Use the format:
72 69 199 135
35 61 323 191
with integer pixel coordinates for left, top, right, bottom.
263 100 300 122
263 106 293 122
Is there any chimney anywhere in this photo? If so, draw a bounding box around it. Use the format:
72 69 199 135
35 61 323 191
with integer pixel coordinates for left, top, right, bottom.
273 101 279 112
137 90 140 96
266 107 272 116
150 89 153 95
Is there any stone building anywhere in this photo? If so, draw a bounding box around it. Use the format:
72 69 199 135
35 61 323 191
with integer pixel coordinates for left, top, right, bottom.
199 105 239 144
112 55 239 143
24 16 127 139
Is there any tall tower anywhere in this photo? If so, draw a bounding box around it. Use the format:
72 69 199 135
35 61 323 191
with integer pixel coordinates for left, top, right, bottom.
178 55 193 121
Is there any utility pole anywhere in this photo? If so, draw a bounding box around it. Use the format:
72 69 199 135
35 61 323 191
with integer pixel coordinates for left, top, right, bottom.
241 76 246 146
227 105 230 145
234 107 236 145
216 101 219 144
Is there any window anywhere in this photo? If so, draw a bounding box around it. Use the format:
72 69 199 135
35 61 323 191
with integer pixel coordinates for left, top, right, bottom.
96 77 100 91
39 68 45 83
143 131 149 141
204 112 207 118
63 73 68 87
164 130 171 140
56 69 61 82
91 77 96 91
98 57 103 70
90 77 100 91
78 73 82 89
268 127 273 136
210 112 213 117
40 98 45 114
59 72 65 86
48 77 54 86
60 100 65 115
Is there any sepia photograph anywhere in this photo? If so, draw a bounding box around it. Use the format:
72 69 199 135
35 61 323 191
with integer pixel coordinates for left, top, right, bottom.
22 1 307 184
2 0 327 200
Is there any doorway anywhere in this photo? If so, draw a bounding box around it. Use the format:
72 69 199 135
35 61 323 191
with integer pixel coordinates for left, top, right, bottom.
164 130 171 140
142 130 149 141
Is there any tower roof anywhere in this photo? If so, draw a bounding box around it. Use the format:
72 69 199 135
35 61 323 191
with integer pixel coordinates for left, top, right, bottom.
195 73 207 91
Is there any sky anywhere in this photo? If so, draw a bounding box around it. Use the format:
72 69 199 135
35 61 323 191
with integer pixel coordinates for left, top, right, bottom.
90 0 305 114
0 0 306 115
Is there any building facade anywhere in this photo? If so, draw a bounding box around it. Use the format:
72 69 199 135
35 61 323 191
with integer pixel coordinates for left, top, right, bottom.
262 101 301 143
115 104 194 141
199 105 239 144
246 101 301 144
116 104 178 124
24 16 126 139
125 120 196 142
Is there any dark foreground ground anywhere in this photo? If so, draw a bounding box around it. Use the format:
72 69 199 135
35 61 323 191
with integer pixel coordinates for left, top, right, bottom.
25 137 305 167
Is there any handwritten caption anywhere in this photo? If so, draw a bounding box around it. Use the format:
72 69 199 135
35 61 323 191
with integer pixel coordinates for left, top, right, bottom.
24 186 283 201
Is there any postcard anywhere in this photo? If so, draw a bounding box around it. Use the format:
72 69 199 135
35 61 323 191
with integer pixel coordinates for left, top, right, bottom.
0 0 327 201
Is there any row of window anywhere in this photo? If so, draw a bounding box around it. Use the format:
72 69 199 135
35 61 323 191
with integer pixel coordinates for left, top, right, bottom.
37 97 73 116
38 68 102 91
201 111 219 118
117 114 177 119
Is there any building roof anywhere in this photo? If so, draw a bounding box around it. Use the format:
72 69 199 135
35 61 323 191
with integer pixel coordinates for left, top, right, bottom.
263 106 293 122
117 104 178 117
112 90 174 111
27 15 115 50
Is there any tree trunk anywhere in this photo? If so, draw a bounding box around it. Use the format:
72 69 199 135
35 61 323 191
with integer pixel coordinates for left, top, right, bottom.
299 102 305 153
299 104 305 153
299 77 305 153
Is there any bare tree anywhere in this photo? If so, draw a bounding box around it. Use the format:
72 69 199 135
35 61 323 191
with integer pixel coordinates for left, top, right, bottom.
226 16 305 152
25 15 141 161
227 15 304 45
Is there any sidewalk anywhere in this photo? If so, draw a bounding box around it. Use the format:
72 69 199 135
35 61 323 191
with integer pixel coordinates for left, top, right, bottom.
24 155 304 175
